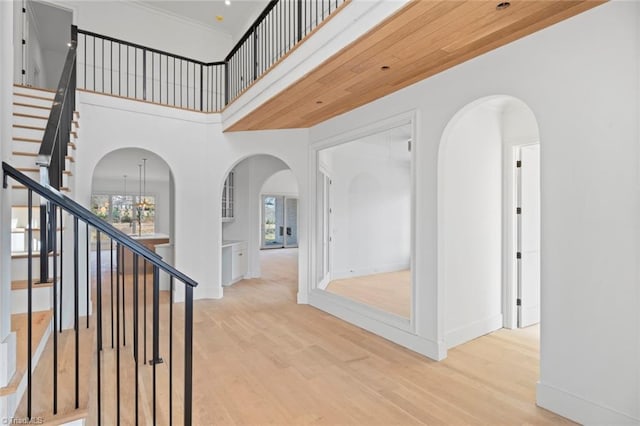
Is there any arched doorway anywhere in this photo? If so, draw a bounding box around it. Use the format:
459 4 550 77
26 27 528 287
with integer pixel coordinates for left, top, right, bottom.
219 154 300 299
438 95 540 349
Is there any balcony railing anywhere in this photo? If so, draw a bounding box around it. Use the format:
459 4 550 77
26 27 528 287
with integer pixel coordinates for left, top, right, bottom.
75 0 347 111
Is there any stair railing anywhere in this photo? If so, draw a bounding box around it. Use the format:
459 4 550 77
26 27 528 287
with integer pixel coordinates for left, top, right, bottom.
3 162 197 425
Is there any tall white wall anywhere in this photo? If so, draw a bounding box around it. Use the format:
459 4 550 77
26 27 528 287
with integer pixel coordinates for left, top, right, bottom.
223 155 290 277
73 91 309 304
309 2 639 423
440 105 503 349
50 1 231 61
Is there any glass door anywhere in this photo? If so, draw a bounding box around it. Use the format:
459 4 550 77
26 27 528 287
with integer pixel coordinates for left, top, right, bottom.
262 195 298 249
284 198 298 248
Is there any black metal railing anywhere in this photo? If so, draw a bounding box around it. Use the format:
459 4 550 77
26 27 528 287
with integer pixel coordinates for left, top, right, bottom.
3 162 197 425
35 25 77 285
225 0 346 101
74 0 346 110
76 29 226 112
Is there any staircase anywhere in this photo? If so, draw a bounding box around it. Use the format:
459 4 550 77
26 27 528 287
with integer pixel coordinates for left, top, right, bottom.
0 85 82 423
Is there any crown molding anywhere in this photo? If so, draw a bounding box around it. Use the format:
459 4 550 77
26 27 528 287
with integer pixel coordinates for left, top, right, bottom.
126 1 231 41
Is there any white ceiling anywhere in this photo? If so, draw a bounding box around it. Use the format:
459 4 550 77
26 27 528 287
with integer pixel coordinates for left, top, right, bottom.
134 0 270 43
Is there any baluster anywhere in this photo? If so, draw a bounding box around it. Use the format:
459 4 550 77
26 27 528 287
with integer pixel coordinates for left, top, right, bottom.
122 246 126 347
96 230 102 426
59 206 64 333
152 265 160 425
27 189 33 419
144 261 147 364
184 285 194 425
86 222 90 329
51 205 58 415
111 238 114 348
143 48 147 100
73 216 79 409
133 254 139 425
116 243 121 424
169 276 173 426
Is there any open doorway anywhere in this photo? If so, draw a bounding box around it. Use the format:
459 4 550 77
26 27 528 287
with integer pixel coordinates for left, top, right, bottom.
16 0 73 88
220 155 299 294
438 95 540 350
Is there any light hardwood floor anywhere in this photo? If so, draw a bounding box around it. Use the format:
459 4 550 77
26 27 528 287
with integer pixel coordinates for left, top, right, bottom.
325 270 411 318
22 248 572 425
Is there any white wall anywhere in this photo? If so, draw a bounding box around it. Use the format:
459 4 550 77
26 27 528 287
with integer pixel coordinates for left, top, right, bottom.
309 2 639 423
261 169 299 196
51 1 231 62
73 91 309 304
223 155 290 277
440 104 503 349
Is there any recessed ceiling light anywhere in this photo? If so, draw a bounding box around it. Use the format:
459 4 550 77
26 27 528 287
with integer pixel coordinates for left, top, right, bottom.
496 1 510 10
225 0 231 5
381 65 390 71
316 101 323 104
216 15 224 22
67 42 72 47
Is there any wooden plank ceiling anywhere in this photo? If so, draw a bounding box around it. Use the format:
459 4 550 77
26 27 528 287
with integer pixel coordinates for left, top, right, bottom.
225 0 605 132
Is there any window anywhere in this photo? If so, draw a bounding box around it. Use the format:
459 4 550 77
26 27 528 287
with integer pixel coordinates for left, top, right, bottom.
91 194 156 237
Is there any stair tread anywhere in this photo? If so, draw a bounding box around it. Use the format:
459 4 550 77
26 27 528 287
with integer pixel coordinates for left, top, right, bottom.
14 102 52 111
13 136 42 143
13 112 49 120
0 310 52 397
13 84 57 95
12 279 57 290
13 124 46 131
12 185 70 192
12 252 56 259
13 93 55 102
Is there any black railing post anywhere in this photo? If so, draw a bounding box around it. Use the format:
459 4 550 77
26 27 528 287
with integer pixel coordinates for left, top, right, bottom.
297 0 303 42
27 189 33 419
253 28 258 82
152 265 160 424
73 216 79 409
184 285 194 426
200 64 204 111
224 61 229 105
39 204 48 283
143 48 147 100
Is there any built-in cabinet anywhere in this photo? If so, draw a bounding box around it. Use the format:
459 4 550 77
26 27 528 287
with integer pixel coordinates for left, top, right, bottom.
221 240 247 286
221 170 234 222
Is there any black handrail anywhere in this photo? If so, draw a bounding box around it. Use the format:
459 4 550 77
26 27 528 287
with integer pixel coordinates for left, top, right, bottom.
76 29 226 112
78 28 224 67
36 25 77 189
3 162 197 287
3 161 196 425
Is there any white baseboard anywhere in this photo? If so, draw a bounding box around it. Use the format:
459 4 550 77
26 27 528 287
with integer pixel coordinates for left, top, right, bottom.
331 263 410 280
445 314 503 349
0 332 16 387
309 290 445 360
537 382 639 425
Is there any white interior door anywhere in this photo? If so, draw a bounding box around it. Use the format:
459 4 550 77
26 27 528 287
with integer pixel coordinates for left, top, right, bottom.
518 144 541 327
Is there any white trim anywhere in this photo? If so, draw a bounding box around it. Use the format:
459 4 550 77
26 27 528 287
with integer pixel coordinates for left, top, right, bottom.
308 111 419 349
536 382 640 425
309 289 444 360
0 332 16 388
331 263 410 280
445 314 503 349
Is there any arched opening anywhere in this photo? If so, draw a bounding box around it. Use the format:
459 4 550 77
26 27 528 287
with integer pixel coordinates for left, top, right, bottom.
219 154 299 300
91 147 175 293
438 95 540 350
